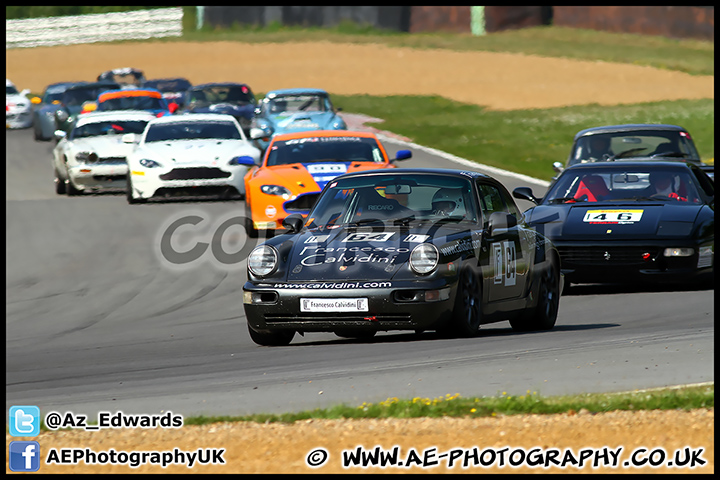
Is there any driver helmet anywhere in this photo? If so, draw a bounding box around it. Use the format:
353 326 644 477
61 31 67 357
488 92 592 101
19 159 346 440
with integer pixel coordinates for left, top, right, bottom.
432 188 464 217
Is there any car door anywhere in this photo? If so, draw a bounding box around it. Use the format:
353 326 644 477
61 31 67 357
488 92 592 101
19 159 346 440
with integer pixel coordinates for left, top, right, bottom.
476 179 530 302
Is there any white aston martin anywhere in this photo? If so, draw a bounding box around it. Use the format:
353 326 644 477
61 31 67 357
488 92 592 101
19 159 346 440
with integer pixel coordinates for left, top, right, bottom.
52 110 157 195
124 113 262 203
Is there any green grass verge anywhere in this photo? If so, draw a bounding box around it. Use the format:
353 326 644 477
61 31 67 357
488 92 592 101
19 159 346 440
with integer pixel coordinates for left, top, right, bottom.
177 22 714 76
23 384 711 432
182 384 713 426
330 95 715 182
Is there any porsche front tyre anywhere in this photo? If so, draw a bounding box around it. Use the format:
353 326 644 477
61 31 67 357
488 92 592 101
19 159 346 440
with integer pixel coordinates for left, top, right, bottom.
247 324 295 346
510 258 560 332
66 176 82 196
449 266 483 337
54 168 66 195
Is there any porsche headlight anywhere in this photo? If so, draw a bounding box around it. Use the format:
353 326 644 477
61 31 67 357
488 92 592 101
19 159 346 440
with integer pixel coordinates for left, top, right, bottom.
248 245 278 277
410 243 439 275
75 152 98 164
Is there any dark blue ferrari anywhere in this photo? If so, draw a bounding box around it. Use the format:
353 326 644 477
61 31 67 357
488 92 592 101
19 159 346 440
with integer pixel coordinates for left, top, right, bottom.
514 161 714 288
182 82 257 135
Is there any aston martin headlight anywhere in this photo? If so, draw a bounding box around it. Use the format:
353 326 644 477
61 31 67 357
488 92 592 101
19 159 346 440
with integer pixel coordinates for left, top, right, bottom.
663 247 694 257
410 243 439 275
139 158 163 168
261 185 292 198
248 245 278 277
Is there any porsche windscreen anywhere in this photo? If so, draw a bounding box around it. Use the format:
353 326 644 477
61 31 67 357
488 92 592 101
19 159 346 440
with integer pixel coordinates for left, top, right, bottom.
266 136 386 166
306 173 479 229
144 121 243 142
546 166 703 204
188 85 254 106
266 94 331 114
571 130 700 163
71 120 150 139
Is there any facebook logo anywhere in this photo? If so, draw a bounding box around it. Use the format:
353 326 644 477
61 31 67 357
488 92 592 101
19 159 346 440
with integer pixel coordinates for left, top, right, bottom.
9 441 41 472
9 405 40 436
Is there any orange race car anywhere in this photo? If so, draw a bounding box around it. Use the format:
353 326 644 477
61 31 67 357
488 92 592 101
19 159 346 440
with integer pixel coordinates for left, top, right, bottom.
243 130 412 237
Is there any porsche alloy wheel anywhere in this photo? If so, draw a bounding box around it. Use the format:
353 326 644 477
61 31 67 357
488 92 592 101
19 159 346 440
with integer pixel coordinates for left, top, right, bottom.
451 267 483 337
510 258 560 332
247 324 294 347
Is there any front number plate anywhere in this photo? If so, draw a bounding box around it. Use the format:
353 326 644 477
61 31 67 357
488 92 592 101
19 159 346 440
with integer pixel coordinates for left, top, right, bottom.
301 298 369 312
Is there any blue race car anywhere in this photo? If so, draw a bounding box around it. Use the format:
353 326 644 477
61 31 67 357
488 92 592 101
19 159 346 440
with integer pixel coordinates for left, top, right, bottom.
95 88 178 117
182 82 257 136
253 88 347 151
53 81 121 138
31 81 87 141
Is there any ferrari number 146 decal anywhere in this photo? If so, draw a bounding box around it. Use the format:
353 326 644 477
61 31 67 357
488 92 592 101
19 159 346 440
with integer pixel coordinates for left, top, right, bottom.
583 209 644 224
493 241 516 286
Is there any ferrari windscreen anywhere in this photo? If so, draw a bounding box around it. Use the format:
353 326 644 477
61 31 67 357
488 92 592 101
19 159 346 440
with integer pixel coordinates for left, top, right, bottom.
546 166 703 204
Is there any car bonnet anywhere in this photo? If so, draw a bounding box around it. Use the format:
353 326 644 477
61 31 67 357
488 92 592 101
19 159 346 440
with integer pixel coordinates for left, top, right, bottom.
276 223 474 282
526 203 704 240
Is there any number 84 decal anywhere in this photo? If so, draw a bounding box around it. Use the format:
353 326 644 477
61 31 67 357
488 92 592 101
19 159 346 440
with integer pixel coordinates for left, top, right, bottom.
493 241 516 286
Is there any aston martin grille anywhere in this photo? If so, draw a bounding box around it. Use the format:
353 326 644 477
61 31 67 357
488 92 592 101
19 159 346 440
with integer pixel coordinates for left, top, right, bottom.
159 167 231 180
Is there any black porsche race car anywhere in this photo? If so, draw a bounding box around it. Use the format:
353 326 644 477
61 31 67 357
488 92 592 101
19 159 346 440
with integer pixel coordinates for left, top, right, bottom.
243 168 562 346
513 161 714 287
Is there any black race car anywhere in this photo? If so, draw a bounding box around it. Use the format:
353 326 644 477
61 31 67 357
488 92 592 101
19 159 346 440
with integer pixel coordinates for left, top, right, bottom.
143 77 192 108
514 161 714 288
552 124 713 181
97 67 146 88
182 82 256 136
243 168 562 346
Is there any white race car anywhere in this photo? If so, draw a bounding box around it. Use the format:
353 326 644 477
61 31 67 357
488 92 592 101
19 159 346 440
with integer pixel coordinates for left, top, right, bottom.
124 113 262 203
6 79 33 129
53 110 157 195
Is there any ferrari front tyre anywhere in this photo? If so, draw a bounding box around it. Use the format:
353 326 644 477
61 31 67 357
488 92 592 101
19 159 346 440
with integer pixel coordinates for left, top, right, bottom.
247 324 294 346
450 266 483 337
510 257 560 332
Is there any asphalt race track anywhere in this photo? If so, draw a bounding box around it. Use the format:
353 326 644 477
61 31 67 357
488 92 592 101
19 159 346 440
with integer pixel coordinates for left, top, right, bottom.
6 126 714 419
